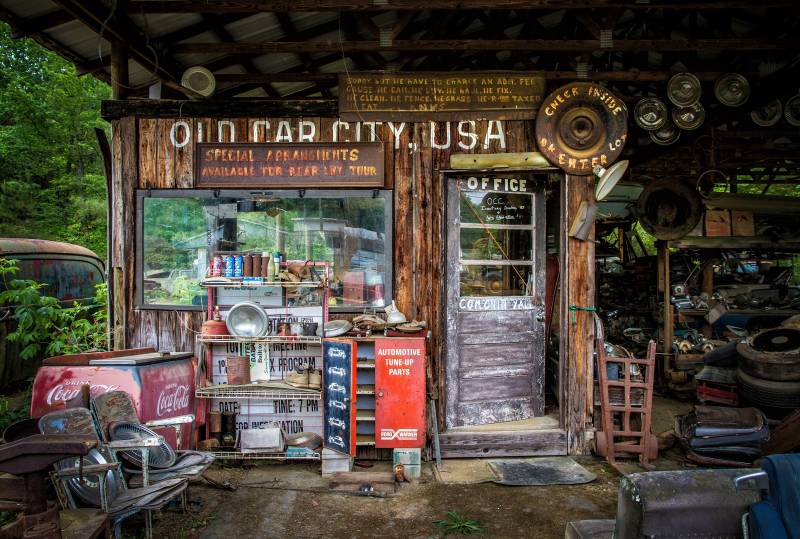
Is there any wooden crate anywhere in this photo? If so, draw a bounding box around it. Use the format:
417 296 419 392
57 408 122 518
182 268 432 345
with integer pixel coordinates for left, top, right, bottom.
705 209 732 237
731 210 755 237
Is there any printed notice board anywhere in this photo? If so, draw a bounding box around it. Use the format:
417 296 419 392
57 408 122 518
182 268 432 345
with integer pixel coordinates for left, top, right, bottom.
375 338 426 448
322 339 357 456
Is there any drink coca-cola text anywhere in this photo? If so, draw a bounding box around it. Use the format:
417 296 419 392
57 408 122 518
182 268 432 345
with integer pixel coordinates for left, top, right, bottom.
156 385 190 417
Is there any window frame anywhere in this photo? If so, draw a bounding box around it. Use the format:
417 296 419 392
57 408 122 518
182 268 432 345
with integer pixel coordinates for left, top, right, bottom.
135 188 394 312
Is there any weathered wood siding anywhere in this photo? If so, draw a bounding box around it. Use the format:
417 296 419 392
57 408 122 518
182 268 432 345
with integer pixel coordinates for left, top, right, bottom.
111 115 537 428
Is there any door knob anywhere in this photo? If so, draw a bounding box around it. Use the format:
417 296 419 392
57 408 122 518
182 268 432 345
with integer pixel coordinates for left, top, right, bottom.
535 311 545 322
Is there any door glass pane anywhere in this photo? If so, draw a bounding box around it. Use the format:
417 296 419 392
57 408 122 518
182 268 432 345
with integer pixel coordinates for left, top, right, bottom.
460 228 533 261
459 264 533 296
459 191 532 225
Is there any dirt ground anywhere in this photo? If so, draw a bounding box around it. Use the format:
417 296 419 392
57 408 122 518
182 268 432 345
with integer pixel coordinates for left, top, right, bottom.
135 397 695 539
140 458 616 539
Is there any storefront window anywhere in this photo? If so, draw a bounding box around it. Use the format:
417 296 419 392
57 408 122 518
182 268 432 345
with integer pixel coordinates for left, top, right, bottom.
138 190 392 309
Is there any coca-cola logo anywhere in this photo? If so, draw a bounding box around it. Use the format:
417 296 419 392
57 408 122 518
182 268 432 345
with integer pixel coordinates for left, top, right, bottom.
156 385 190 417
46 383 119 406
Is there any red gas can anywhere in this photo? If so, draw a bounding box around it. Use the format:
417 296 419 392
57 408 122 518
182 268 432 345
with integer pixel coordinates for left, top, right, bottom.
30 348 196 449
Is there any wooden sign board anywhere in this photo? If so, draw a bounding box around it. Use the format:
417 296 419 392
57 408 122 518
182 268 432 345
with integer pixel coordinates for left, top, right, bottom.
322 339 357 456
195 142 384 188
338 72 545 121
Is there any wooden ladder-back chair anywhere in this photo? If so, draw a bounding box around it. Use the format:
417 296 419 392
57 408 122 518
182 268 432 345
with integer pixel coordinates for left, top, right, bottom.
595 337 658 467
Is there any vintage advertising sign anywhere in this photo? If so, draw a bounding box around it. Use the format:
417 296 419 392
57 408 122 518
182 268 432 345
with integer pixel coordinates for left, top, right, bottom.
375 338 426 448
338 72 546 121
535 82 628 175
323 339 357 456
195 142 384 188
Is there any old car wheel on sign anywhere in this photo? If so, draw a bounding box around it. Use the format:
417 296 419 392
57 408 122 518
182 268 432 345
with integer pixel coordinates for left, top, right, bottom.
535 82 628 175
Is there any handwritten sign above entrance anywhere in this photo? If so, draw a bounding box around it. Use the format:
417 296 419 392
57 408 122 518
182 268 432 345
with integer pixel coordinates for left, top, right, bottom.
338 72 546 121
195 142 384 188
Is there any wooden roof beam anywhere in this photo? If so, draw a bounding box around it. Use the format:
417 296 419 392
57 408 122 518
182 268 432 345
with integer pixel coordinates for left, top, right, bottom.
51 0 198 97
127 1 796 12
13 9 74 36
171 38 799 54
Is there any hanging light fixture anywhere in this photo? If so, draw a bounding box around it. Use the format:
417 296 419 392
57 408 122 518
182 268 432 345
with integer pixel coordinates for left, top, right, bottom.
714 73 750 107
751 99 783 127
784 94 800 127
634 97 668 131
667 72 702 107
649 121 680 145
672 102 705 130
594 160 629 201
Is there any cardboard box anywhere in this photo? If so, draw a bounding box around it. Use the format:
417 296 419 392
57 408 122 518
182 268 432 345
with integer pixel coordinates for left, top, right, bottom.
731 210 755 237
705 209 732 237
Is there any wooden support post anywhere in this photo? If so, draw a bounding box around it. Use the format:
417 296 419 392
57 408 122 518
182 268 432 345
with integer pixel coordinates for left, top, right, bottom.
660 242 673 377
559 174 595 455
110 40 129 100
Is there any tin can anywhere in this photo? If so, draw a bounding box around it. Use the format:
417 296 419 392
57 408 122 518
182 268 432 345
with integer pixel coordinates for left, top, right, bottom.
234 255 244 277
224 255 235 277
212 256 224 277
243 254 253 277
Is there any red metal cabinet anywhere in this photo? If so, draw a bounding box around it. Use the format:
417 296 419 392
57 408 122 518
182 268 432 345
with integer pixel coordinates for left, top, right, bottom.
374 338 426 448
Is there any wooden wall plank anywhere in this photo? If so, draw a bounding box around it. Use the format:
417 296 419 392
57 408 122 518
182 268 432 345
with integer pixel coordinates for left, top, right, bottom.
138 119 157 188
174 118 194 188
393 127 414 318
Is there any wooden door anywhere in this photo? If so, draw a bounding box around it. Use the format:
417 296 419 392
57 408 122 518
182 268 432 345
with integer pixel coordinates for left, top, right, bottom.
444 175 546 428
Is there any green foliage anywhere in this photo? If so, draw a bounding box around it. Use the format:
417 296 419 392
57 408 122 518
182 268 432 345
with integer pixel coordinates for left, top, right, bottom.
0 258 107 358
435 511 485 536
0 23 110 257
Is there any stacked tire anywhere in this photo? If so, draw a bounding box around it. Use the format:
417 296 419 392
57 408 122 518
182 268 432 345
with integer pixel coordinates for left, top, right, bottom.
736 327 800 409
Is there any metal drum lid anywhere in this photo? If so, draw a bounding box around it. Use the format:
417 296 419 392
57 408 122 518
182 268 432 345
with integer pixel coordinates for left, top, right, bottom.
784 95 800 127
667 72 702 107
110 422 177 469
55 449 120 507
634 97 668 131
672 103 705 130
714 73 750 107
751 99 783 127
649 121 681 146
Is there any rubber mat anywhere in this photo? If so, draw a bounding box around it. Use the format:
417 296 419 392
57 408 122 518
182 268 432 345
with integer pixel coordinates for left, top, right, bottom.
488 457 597 486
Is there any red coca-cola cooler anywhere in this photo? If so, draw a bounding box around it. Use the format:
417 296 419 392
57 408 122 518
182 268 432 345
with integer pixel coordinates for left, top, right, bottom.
31 348 196 450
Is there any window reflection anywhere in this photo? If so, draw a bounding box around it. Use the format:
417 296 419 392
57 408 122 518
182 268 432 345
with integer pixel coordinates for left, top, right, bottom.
141 192 391 308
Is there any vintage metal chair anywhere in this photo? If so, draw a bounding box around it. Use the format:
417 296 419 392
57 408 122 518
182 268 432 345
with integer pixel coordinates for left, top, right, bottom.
0 433 110 539
38 408 187 539
92 391 214 488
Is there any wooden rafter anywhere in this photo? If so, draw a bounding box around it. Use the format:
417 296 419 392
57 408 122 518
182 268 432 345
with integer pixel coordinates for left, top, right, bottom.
170 38 799 54
126 1 796 13
51 0 197 97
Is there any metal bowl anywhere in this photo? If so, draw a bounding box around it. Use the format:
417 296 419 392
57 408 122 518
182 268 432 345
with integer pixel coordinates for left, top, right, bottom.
226 301 269 337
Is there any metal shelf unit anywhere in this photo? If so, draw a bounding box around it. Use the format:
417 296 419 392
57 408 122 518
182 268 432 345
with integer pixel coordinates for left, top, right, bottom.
195 384 321 401
196 261 329 461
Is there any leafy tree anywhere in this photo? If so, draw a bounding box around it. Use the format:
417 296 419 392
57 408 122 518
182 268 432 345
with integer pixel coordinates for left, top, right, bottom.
0 23 110 257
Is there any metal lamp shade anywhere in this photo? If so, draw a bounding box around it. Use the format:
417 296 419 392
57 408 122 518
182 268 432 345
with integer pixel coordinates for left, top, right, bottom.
226 302 269 337
667 72 702 107
714 73 750 107
634 98 668 131
649 121 681 146
672 103 705 130
751 99 783 127
784 95 800 127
